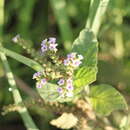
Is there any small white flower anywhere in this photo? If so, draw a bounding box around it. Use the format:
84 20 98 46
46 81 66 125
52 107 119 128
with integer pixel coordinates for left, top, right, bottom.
63 59 70 66
41 78 47 85
72 59 82 67
12 34 20 43
32 72 42 79
49 43 58 51
36 83 42 88
58 79 65 85
66 84 73 91
41 44 48 52
57 87 63 94
48 37 56 44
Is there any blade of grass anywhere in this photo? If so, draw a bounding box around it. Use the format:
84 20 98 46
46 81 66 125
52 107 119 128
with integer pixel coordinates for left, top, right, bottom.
114 1 124 59
0 51 39 130
0 0 39 129
0 47 43 71
50 0 73 51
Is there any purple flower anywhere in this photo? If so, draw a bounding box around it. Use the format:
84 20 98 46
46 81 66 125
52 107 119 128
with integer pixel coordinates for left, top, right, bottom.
57 87 63 94
72 59 82 67
41 78 47 85
48 37 56 44
67 52 76 59
58 79 65 85
41 44 47 52
66 84 73 91
33 72 42 79
63 59 70 66
36 83 42 88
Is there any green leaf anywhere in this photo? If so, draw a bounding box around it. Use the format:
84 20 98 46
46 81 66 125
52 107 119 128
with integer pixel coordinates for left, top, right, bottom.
74 67 97 94
89 84 128 116
72 28 98 92
37 83 59 102
0 47 43 71
37 83 73 102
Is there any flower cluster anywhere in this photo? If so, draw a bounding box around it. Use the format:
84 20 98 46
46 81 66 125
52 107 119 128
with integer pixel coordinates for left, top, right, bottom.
32 71 42 79
36 78 47 88
33 37 84 98
57 78 74 97
41 37 58 53
64 52 83 68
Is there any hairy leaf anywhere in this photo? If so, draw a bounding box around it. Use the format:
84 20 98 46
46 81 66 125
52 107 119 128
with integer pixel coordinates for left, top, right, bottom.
37 83 73 102
72 28 98 92
89 84 128 116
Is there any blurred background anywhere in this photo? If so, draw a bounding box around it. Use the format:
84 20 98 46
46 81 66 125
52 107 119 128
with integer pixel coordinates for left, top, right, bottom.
0 0 130 129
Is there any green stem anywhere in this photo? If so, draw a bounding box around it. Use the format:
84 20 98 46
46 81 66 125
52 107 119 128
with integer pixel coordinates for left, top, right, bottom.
86 0 110 36
86 0 98 28
0 47 43 71
114 9 124 59
0 0 39 130
50 0 73 51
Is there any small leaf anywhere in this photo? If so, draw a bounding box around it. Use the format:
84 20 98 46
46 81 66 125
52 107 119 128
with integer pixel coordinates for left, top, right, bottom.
50 113 78 129
0 47 42 71
89 84 128 116
72 28 98 92
37 83 73 102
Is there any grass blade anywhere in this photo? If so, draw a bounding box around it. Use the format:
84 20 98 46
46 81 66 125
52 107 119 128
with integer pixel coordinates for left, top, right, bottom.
0 0 39 129
86 0 110 36
0 47 43 71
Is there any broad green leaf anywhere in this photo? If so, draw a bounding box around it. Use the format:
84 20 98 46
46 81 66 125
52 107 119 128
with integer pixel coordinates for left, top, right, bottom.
0 47 43 71
89 84 128 116
37 83 73 102
50 113 78 129
74 67 97 94
72 28 98 92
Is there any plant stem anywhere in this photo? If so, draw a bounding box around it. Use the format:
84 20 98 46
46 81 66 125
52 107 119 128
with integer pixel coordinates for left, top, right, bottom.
0 0 39 129
86 0 110 36
86 0 99 28
50 0 73 51
0 47 43 71
114 9 124 59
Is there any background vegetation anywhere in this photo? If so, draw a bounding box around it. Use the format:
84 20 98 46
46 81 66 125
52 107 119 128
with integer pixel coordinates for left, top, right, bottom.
0 0 130 129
